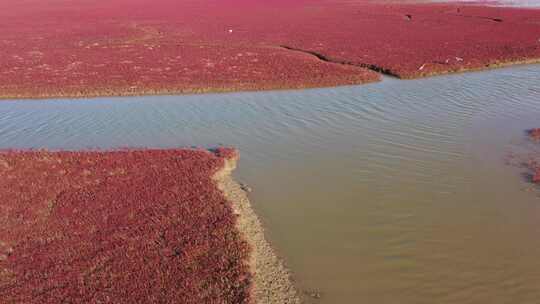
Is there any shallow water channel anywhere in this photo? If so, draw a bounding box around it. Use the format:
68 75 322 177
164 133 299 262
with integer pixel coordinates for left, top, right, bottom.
435 0 540 7
1 65 540 303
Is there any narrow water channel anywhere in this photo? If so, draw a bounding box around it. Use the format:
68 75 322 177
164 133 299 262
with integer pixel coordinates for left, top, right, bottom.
1 65 540 303
435 0 540 7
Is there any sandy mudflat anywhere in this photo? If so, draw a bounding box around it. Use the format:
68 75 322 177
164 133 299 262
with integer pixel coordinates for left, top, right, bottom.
215 157 301 304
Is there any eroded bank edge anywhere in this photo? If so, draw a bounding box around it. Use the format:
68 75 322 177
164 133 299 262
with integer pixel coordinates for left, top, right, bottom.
214 156 301 304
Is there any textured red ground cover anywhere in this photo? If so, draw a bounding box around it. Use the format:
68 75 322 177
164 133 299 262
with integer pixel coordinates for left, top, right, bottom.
1 0 539 98
528 128 540 141
0 148 251 303
526 159 540 183
524 129 540 182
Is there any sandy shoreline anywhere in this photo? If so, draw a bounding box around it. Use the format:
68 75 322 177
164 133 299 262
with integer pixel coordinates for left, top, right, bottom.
214 156 301 304
1 58 539 101
397 57 540 79
0 77 378 101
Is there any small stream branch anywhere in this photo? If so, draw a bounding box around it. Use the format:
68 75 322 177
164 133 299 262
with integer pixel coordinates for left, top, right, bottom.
278 45 399 78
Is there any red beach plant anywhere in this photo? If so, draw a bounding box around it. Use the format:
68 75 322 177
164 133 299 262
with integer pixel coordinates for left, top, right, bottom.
520 130 540 183
0 0 539 99
528 128 540 141
0 148 251 303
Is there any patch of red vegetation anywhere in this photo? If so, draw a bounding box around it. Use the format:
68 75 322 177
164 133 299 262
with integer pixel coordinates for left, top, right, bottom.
532 170 540 183
1 0 539 98
524 129 540 183
528 128 540 141
280 1 540 78
510 129 540 184
525 158 540 183
0 148 251 303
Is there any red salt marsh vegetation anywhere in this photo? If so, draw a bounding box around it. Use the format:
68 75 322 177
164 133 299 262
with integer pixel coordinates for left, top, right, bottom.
1 0 539 99
524 158 540 183
525 128 540 183
507 129 540 184
0 148 253 303
528 128 540 141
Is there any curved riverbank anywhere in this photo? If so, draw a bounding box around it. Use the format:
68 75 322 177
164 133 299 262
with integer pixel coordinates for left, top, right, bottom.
215 156 301 304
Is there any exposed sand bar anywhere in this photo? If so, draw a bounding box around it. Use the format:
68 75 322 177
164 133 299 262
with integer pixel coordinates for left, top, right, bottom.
215 157 301 304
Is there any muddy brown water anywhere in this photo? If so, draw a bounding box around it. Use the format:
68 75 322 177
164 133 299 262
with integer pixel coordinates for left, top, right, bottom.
1 64 540 303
